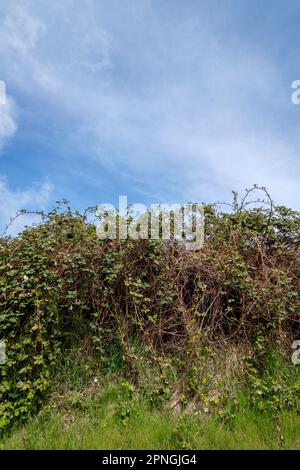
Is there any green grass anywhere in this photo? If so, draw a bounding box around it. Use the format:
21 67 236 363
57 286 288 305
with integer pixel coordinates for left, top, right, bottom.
1 380 300 450
1 347 300 450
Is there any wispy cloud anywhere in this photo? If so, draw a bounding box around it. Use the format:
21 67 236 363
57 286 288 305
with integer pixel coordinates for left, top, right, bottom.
0 0 299 212
0 177 52 235
0 96 17 149
0 5 45 56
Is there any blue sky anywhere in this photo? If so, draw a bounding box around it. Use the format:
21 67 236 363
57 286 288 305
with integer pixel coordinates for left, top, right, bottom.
0 0 300 232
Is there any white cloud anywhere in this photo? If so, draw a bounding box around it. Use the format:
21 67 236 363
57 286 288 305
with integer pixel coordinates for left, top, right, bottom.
0 0 298 208
0 97 17 150
0 178 53 236
0 5 45 56
0 1 112 92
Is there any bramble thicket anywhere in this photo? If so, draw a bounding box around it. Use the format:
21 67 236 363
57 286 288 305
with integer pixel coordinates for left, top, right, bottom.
1 188 300 433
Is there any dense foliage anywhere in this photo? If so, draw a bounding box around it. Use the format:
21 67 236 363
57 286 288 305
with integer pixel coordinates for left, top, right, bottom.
1 190 300 432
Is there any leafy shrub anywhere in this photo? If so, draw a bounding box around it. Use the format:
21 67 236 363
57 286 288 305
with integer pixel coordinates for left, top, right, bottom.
1 189 300 432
